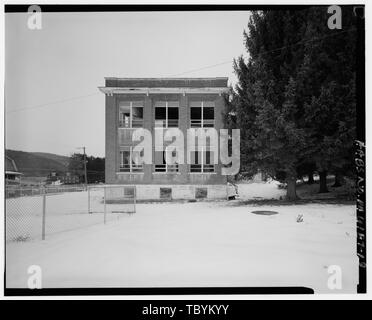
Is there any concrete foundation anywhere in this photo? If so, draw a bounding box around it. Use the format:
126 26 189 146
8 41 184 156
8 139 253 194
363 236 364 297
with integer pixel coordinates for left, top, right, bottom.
105 184 227 201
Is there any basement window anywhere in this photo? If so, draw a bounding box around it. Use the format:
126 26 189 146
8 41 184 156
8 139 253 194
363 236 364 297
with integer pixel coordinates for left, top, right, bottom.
160 188 172 200
195 188 208 199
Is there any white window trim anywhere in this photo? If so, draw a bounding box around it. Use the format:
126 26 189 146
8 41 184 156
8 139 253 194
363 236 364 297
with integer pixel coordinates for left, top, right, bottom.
189 147 215 173
154 147 179 173
119 146 143 173
155 101 179 128
190 101 214 128
119 101 143 128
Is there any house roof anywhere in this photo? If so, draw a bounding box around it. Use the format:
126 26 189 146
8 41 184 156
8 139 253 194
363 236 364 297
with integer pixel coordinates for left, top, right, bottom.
5 171 23 176
5 156 19 172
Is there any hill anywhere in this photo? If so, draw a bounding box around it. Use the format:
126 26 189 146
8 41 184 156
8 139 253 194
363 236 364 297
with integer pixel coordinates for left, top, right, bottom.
32 152 70 168
5 149 69 177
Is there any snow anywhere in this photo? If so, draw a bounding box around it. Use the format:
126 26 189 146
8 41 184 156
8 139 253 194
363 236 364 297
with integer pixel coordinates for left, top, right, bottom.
5 189 134 242
6 183 358 293
236 180 286 200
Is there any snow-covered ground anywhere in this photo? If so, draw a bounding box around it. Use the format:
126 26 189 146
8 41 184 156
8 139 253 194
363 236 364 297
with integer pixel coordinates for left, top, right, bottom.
236 180 286 200
5 189 133 242
6 182 358 293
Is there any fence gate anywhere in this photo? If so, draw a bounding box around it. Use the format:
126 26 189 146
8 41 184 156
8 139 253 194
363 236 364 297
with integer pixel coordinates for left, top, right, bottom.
88 186 136 223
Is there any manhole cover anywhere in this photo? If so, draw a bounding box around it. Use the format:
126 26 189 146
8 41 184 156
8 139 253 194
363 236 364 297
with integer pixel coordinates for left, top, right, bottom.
251 210 278 216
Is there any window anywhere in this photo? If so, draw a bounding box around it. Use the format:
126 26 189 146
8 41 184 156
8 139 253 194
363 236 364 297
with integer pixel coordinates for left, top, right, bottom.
160 188 172 200
195 188 208 199
154 149 179 173
155 101 179 128
190 101 215 127
119 101 144 128
119 147 143 172
190 149 215 173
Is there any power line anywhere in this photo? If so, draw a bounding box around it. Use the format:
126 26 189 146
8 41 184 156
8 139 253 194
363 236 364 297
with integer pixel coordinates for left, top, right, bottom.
6 92 100 115
255 26 357 56
167 27 356 77
168 60 233 77
5 27 356 114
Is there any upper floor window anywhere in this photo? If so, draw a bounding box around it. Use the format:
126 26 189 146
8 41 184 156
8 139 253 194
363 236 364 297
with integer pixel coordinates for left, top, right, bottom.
155 101 179 128
190 101 215 128
119 101 144 128
119 147 143 173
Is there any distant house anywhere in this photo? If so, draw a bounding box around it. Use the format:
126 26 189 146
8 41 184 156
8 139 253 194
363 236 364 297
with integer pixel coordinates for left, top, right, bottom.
47 171 80 185
60 172 80 184
5 156 23 185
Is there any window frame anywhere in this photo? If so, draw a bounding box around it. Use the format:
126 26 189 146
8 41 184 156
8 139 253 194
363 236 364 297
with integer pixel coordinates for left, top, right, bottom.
119 146 144 173
118 101 144 128
190 101 215 128
154 147 179 173
190 147 215 173
154 101 179 128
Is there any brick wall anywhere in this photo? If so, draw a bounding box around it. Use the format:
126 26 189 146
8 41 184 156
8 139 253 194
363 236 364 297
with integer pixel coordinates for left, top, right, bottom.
104 79 228 186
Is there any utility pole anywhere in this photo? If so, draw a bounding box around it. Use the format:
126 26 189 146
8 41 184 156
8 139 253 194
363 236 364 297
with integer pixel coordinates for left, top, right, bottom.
77 146 88 190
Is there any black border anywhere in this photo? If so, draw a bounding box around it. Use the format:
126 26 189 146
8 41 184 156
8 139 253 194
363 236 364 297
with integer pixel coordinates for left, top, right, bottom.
5 286 314 296
5 4 322 12
3 4 365 297
355 6 366 293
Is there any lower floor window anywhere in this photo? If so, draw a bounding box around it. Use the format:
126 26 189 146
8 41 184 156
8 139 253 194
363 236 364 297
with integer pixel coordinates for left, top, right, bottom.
119 147 143 172
154 149 179 173
190 149 215 173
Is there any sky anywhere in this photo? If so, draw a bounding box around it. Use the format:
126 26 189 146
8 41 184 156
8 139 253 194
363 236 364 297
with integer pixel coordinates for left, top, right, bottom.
5 11 251 157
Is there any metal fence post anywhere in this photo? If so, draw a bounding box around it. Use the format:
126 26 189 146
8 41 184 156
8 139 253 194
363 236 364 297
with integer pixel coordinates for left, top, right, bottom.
88 186 91 214
42 191 46 240
134 186 136 214
104 186 107 224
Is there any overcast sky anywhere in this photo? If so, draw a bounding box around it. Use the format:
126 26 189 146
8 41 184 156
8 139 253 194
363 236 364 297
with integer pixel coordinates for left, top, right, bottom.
5 11 251 157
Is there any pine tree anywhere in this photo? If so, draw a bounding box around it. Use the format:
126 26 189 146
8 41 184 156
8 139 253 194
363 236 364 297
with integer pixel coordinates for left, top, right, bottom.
229 10 308 200
228 7 357 199
299 7 357 192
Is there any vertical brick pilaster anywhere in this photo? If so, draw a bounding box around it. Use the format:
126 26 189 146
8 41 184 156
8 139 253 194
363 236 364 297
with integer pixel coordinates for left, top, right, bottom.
105 94 117 184
144 95 153 183
179 94 189 183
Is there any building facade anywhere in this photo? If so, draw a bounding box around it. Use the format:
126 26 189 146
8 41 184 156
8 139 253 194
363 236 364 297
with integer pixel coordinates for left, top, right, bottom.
99 77 229 200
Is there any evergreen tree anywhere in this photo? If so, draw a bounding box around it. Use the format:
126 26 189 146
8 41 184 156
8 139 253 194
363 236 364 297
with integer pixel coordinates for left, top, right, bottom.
298 6 357 192
228 7 357 199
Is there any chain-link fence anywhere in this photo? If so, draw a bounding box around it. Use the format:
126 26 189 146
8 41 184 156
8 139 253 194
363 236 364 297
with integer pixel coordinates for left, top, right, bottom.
5 185 136 242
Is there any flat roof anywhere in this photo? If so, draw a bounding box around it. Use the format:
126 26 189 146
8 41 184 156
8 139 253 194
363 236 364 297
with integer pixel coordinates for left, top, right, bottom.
102 77 229 91
104 77 229 81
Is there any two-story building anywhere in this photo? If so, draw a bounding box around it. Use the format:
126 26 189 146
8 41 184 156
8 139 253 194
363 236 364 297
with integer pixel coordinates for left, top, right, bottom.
99 77 229 200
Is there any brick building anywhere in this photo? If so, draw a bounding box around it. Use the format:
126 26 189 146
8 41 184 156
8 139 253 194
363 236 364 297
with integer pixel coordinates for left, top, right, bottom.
99 77 229 200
